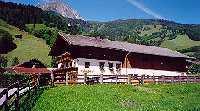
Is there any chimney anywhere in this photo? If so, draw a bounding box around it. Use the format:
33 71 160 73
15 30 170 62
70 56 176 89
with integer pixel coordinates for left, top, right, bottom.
32 65 36 68
95 36 104 41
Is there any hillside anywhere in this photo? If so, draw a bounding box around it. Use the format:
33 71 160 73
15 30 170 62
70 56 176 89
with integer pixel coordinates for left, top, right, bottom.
161 35 200 51
88 19 200 59
0 19 52 67
0 1 200 64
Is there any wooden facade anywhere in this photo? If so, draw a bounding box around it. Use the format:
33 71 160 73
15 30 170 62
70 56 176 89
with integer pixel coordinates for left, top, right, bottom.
50 33 190 76
52 44 187 73
122 53 187 72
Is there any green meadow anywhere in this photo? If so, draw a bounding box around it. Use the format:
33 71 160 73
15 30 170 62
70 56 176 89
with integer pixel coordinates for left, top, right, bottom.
32 84 200 111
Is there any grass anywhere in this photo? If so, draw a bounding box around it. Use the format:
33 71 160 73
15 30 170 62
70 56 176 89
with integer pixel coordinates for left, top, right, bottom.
32 84 200 111
26 24 48 30
139 25 162 36
0 19 52 67
161 34 200 51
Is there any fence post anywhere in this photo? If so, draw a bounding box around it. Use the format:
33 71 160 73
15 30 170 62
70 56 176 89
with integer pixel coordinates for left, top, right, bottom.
161 75 165 83
84 72 87 84
178 76 181 84
15 80 20 111
51 71 54 86
141 75 144 85
171 76 175 83
100 73 103 84
3 88 9 111
133 74 138 84
128 74 132 84
194 76 197 83
28 79 31 110
152 75 155 84
37 73 40 86
186 76 189 83
66 72 69 85
115 74 118 84
199 76 200 83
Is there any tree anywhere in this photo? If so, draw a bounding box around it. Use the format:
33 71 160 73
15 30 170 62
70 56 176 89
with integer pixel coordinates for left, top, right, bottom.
0 55 8 68
188 64 200 75
0 29 17 54
51 57 57 68
11 57 19 66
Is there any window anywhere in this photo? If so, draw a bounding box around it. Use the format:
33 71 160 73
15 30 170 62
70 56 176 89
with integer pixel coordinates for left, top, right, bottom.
99 62 105 70
108 62 113 69
69 62 72 67
85 62 90 68
116 63 121 70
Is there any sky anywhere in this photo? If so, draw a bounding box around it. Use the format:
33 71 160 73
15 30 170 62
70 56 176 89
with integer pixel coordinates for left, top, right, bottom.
4 0 200 24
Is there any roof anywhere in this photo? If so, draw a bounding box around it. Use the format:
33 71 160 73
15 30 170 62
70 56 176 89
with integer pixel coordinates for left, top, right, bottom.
187 60 200 65
58 32 192 59
11 67 51 74
14 59 46 68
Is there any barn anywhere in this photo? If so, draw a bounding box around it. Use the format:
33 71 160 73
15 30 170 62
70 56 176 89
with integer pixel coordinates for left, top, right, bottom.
50 33 192 76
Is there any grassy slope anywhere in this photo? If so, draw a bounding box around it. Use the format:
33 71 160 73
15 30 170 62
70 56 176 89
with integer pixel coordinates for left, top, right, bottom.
32 84 200 111
161 34 200 51
26 24 47 30
139 25 162 36
0 19 52 67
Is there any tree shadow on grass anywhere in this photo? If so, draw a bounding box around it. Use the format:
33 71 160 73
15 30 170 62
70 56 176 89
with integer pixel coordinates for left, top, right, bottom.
19 86 49 111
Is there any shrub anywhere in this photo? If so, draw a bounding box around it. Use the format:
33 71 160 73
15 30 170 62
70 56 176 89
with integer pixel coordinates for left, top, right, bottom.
11 57 19 66
0 29 17 54
0 72 29 87
188 64 200 75
0 55 8 68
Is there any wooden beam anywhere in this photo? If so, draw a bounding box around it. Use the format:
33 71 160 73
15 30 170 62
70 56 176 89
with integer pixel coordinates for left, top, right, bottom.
66 72 69 85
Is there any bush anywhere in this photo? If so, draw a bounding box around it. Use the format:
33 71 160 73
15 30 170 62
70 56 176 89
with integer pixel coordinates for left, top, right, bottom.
0 73 29 87
0 29 17 54
11 57 19 66
188 64 200 75
25 24 58 47
0 55 8 68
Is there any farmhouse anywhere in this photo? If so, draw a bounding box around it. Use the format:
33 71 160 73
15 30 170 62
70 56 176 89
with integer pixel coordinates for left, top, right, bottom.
50 33 192 76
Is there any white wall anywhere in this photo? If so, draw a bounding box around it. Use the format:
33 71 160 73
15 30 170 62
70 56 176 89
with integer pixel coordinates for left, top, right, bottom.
73 58 186 76
75 58 122 75
121 68 186 76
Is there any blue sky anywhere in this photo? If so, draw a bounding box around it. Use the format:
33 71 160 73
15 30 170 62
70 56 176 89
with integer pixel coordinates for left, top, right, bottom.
4 0 200 24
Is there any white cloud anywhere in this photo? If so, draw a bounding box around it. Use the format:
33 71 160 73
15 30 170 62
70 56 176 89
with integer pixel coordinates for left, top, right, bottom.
126 0 166 20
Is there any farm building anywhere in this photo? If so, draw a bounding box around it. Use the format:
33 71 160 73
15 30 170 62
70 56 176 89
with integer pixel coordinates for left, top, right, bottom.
50 33 192 76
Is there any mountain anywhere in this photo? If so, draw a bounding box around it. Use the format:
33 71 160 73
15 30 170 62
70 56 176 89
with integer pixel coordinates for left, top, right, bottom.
0 1 199 61
88 19 200 60
0 1 88 34
88 19 200 46
39 1 83 20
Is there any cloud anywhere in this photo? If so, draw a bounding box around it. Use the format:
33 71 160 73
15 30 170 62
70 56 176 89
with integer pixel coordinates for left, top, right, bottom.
126 0 166 20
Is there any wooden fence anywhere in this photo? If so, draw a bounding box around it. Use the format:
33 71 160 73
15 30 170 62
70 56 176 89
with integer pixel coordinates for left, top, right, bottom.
52 73 200 85
0 78 39 111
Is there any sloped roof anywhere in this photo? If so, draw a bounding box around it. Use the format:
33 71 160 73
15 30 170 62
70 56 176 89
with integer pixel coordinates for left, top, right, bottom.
11 67 51 74
59 32 192 59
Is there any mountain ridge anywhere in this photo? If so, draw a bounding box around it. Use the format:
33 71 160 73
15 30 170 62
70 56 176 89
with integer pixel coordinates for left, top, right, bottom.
39 0 84 20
